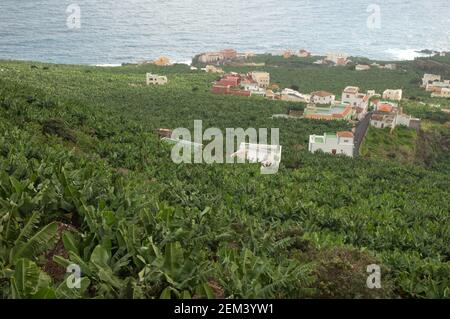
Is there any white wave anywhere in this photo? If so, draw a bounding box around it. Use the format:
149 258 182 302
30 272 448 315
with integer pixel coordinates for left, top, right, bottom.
94 63 122 67
384 48 434 61
172 59 192 65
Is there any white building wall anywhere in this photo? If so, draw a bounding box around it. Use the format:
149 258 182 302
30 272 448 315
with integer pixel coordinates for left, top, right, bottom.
383 89 402 101
370 119 395 129
146 73 167 85
312 95 335 104
342 93 362 107
422 74 441 87
309 135 354 157
396 114 411 127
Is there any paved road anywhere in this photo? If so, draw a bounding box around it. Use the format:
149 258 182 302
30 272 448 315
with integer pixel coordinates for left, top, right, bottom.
353 112 372 157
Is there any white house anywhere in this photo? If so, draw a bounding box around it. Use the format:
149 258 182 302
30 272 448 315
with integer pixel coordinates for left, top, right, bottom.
427 81 450 92
355 64 371 71
395 114 421 129
371 101 421 130
341 86 369 108
431 87 450 98
146 73 168 85
311 91 335 104
241 80 266 96
382 89 402 101
422 74 441 87
370 112 397 129
250 72 270 88
384 64 397 70
341 86 369 120
309 132 354 157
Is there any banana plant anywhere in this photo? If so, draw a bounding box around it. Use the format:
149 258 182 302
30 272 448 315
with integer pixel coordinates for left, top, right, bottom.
0 209 59 299
10 258 54 299
137 239 214 299
54 233 125 298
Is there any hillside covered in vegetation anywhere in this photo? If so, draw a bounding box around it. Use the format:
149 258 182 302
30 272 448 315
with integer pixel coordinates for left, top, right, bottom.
0 56 449 299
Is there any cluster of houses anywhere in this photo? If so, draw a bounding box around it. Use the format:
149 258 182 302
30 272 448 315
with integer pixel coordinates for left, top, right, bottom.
305 87 421 158
421 73 450 98
313 52 350 66
211 71 271 97
147 49 423 161
355 63 397 71
307 100 421 158
309 52 397 71
277 85 404 122
281 49 312 58
197 49 255 65
370 100 421 130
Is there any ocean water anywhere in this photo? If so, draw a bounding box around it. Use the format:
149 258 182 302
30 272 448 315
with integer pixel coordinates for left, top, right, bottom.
0 0 449 65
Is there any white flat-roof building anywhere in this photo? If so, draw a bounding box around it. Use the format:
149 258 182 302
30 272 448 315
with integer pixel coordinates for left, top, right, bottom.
308 132 354 157
431 87 450 98
146 73 168 85
422 74 441 87
355 64 370 71
382 89 402 101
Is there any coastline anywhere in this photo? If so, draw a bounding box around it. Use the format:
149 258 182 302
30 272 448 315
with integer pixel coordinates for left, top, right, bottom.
0 47 444 67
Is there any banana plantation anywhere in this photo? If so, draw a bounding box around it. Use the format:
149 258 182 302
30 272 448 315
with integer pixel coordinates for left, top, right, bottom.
0 59 449 299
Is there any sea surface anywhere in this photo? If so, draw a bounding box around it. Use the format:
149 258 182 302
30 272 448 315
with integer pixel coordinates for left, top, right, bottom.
1 0 449 65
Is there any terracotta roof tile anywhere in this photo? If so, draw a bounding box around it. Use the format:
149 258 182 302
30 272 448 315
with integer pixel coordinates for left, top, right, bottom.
337 131 354 138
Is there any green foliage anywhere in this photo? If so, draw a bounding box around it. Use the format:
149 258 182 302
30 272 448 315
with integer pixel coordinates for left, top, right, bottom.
361 126 418 164
10 258 54 299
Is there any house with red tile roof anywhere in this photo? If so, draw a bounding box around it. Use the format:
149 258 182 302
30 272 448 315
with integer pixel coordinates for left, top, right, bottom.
216 74 241 87
374 101 399 113
370 101 420 130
